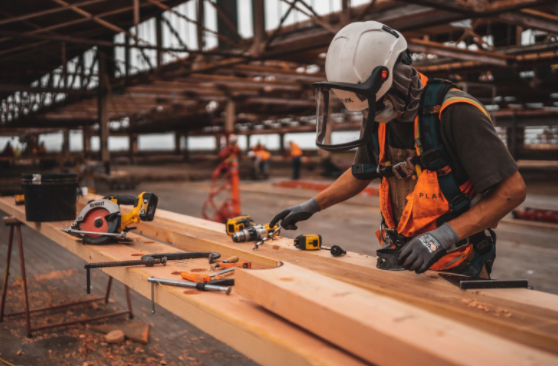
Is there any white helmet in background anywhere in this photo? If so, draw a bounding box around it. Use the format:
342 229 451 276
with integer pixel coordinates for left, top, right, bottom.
315 21 411 151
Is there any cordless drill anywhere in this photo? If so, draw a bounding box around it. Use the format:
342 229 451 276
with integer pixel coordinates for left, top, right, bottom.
226 216 255 236
232 224 279 243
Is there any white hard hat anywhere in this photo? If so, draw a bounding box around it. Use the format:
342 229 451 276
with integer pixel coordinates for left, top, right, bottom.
325 21 408 112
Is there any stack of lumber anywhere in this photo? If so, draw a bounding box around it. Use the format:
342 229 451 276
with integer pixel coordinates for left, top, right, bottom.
1 195 558 366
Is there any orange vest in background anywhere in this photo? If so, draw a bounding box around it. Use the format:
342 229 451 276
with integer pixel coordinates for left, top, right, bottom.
377 73 489 271
290 143 303 157
256 150 271 161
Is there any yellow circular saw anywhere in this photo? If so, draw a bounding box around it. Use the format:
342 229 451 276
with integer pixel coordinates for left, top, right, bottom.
62 192 158 244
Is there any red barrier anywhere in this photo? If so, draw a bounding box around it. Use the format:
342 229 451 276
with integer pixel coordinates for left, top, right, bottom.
512 207 558 224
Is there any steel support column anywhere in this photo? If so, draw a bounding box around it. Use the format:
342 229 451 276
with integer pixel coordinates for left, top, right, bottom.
216 0 239 49
98 52 110 174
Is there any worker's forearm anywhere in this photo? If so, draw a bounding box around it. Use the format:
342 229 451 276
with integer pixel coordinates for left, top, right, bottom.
315 168 372 210
448 171 526 240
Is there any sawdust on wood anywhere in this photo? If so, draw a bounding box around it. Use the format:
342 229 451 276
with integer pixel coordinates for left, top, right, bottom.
183 290 201 295
171 271 182 275
190 268 207 273
272 245 280 250
279 277 294 282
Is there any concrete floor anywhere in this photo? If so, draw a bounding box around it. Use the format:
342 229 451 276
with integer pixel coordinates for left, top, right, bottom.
1 176 557 366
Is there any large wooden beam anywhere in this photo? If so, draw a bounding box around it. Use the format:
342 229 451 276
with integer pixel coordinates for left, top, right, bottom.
236 263 558 366
0 196 365 366
125 206 558 355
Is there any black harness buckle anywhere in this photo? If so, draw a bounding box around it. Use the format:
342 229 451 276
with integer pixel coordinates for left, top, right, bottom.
449 194 470 213
418 148 445 170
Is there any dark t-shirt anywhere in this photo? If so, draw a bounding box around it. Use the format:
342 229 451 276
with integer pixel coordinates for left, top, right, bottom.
354 103 518 193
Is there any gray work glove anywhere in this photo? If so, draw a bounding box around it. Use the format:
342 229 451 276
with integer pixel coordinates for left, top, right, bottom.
269 198 321 230
397 223 459 273
392 157 416 180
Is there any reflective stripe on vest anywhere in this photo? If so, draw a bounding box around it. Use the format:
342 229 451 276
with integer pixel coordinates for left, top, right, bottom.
378 74 484 271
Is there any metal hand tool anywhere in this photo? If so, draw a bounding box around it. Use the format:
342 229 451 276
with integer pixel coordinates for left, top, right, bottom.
439 273 531 290
148 276 232 313
181 267 235 283
84 251 221 293
253 225 282 250
211 261 251 270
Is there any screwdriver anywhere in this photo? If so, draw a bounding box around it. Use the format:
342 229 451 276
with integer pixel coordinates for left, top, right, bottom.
181 267 235 283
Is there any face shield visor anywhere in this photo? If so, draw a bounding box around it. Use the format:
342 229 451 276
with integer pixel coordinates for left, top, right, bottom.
314 66 389 151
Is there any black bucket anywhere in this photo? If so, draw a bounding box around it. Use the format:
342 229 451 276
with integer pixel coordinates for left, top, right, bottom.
22 173 78 222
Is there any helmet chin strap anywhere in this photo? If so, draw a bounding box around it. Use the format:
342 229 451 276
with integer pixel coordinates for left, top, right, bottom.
374 98 400 123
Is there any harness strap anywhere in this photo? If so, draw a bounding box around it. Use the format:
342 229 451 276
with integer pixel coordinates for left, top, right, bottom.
419 78 471 216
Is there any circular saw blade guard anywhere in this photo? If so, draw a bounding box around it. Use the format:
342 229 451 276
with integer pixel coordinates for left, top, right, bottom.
71 199 121 244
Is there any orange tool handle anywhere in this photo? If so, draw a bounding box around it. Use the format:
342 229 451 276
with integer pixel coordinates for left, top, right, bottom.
215 261 251 269
181 272 210 283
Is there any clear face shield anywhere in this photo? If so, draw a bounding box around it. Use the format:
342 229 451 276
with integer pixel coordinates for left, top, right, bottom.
314 66 389 151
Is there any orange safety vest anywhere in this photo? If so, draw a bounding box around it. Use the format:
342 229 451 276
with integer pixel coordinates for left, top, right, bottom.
256 150 271 161
290 143 303 157
376 73 491 271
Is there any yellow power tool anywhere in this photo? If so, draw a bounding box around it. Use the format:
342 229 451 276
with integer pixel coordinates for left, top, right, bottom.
225 215 255 236
232 224 279 243
294 234 346 257
62 192 158 244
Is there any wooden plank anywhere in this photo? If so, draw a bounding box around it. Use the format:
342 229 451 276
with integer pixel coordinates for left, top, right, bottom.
101 198 558 355
235 263 558 366
0 197 366 366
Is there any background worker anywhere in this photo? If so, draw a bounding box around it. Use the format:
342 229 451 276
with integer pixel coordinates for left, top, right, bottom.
219 135 240 162
254 145 271 179
289 141 303 180
270 21 526 279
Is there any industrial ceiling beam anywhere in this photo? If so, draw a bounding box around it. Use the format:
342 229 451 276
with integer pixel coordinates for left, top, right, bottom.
0 0 110 26
408 38 515 66
498 9 558 35
145 0 242 48
0 30 248 58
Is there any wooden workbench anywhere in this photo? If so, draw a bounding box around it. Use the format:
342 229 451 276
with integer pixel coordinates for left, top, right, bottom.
1 195 558 366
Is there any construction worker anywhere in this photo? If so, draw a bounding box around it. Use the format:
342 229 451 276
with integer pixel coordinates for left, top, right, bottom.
289 141 303 180
254 145 271 179
219 135 241 162
270 21 526 279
